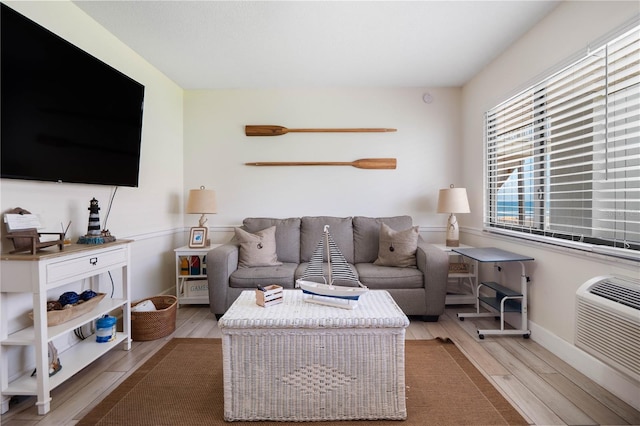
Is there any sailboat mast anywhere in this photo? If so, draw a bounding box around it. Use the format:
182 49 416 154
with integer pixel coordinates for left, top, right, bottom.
324 225 332 287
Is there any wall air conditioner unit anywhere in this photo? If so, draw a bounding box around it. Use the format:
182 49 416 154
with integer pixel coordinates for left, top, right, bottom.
575 275 640 383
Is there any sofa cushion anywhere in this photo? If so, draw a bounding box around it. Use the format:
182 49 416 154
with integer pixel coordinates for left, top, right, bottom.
300 216 354 264
235 226 283 268
243 217 301 263
373 223 419 268
355 263 424 289
230 263 297 289
353 216 413 263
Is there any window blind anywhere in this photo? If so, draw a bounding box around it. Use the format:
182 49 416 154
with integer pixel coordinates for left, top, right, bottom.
485 25 639 258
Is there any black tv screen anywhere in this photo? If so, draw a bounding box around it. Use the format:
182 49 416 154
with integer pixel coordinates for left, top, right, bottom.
1 4 145 187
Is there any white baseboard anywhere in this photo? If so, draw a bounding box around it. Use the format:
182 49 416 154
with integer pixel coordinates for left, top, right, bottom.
529 320 640 411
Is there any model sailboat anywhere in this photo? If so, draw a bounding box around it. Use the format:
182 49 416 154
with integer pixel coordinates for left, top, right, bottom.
296 225 368 309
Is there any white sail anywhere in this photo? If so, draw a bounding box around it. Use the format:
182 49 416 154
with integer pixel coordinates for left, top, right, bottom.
300 227 360 285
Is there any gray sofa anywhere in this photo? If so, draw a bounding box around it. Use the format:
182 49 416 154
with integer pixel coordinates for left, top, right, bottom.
207 216 449 320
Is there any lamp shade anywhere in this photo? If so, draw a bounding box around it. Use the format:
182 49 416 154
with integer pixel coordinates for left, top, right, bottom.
186 187 217 214
437 186 470 214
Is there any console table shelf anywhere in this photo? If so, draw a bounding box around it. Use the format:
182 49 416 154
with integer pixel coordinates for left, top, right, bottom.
3 332 128 396
1 240 132 415
454 247 534 339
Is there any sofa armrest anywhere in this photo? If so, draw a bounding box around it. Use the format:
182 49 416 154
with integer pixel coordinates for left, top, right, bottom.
416 240 449 317
207 243 240 315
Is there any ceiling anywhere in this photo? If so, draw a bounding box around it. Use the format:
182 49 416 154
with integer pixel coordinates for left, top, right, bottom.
73 1 560 90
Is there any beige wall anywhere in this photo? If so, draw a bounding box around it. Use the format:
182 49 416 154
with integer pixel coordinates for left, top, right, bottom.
183 88 462 228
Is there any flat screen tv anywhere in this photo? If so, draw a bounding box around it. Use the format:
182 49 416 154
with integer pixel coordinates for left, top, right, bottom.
1 4 145 187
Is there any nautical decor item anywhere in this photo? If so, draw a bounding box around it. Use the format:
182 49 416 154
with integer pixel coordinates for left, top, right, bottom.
255 285 284 307
296 225 368 309
245 125 397 136
31 342 62 377
77 198 116 244
245 158 397 170
4 207 65 254
96 315 117 343
87 198 101 236
58 291 80 307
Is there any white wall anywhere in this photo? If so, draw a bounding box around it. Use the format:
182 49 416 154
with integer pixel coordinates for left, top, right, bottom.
461 0 640 408
184 88 462 230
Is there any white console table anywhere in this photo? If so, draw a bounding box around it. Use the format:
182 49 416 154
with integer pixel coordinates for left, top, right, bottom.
0 240 132 415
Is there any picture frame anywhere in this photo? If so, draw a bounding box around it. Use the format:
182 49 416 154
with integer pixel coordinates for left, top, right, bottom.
189 227 208 248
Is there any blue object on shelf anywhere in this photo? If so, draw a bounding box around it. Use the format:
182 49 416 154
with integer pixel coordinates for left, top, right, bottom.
80 290 98 301
96 315 117 343
58 291 80 306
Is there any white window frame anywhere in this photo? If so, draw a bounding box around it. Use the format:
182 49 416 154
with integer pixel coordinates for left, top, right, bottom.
484 25 639 261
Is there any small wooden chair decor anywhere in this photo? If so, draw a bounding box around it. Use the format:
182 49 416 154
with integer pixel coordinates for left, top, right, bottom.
4 208 65 255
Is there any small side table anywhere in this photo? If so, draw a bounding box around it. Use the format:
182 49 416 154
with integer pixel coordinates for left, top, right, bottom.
433 244 478 305
454 247 534 339
174 244 220 307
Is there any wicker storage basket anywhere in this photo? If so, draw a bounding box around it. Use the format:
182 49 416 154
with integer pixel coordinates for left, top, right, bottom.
131 295 177 341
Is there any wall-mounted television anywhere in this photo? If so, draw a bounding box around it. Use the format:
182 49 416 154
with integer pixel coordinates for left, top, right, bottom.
1 4 145 187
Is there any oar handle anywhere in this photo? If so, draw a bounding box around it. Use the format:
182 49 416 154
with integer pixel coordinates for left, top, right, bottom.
245 162 350 167
289 128 397 133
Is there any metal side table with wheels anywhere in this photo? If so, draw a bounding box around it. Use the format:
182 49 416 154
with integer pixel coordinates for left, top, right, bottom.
455 247 534 339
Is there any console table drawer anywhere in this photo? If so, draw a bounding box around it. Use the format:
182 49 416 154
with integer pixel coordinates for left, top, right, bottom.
47 248 127 284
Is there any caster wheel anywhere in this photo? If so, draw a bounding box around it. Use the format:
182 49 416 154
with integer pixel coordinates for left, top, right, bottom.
478 334 485 340
523 334 530 339
459 317 465 321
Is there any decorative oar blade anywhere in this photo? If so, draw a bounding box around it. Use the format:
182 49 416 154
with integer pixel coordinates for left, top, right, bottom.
245 158 396 170
352 158 397 169
245 125 397 136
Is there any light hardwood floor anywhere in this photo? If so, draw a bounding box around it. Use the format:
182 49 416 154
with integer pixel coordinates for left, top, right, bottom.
2 304 639 425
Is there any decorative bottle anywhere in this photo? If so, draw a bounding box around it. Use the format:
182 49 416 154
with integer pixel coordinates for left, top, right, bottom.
180 257 189 275
190 256 201 276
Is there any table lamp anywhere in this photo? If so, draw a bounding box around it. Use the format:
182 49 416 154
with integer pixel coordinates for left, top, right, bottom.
186 185 217 228
437 184 470 247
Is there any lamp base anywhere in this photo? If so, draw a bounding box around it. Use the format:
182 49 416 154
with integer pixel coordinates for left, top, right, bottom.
445 239 460 247
445 213 460 247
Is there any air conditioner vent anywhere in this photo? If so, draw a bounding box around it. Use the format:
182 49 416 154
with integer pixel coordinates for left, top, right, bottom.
576 275 640 383
589 277 640 311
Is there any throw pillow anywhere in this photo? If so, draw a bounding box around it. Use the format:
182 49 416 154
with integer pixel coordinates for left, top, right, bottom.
373 223 418 268
235 226 283 268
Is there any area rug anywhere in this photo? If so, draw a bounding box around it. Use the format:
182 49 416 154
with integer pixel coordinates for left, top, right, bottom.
78 338 527 425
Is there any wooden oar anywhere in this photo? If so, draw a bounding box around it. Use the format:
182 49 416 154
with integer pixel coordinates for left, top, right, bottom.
245 158 397 170
245 125 397 136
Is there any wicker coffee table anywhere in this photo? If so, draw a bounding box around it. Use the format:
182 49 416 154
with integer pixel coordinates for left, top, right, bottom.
218 289 409 421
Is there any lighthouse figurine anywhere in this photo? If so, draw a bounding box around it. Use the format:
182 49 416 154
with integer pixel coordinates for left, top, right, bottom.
77 198 116 244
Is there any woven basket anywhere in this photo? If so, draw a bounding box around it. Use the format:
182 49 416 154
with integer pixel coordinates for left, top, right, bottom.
131 295 177 341
29 293 106 326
